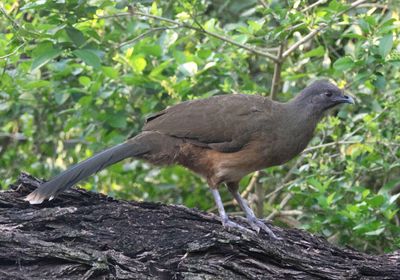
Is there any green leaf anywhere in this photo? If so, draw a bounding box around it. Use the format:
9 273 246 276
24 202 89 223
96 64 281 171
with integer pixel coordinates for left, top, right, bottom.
365 227 385 236
248 19 264 33
31 46 62 71
373 75 386 89
106 112 127 128
232 34 248 44
304 46 325 58
327 192 335 206
78 76 91 87
20 0 47 10
379 34 393 58
24 80 51 88
333 57 354 71
367 195 385 208
307 177 324 192
328 0 346 12
317 195 328 208
66 26 86 47
130 56 147 73
178 62 198 77
150 59 172 79
102 66 119 79
54 92 70 105
150 1 158 15
73 49 101 68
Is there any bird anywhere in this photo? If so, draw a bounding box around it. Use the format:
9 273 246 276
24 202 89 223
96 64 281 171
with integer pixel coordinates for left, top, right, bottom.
25 80 354 238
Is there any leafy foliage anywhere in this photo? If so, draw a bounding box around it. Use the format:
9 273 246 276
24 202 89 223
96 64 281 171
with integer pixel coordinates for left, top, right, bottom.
0 0 399 252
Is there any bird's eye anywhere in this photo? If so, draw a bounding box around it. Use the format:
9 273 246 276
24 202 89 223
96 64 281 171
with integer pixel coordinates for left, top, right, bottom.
325 92 333 97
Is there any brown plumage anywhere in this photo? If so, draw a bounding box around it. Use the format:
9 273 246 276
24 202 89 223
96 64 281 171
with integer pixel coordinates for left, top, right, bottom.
25 80 354 238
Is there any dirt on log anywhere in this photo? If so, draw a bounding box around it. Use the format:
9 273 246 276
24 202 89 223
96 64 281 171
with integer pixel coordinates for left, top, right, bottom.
0 173 399 280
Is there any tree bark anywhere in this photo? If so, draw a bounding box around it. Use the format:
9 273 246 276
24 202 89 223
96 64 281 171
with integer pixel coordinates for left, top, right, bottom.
0 173 399 280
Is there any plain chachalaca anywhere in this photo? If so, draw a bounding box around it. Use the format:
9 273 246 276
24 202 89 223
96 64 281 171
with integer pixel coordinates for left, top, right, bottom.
25 80 354 238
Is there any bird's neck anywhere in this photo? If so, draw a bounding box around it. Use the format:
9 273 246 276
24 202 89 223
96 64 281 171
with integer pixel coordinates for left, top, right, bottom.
280 98 324 147
285 96 325 124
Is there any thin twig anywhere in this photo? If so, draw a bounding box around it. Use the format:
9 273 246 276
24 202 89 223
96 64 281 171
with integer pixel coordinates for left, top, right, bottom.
280 210 303 216
358 3 388 9
0 4 21 31
287 22 306 32
282 24 326 58
267 193 293 220
95 11 279 62
242 171 260 198
270 43 284 99
301 0 327 13
266 155 305 205
283 0 369 59
255 180 264 217
0 43 25 60
208 137 396 212
337 0 370 17
302 140 358 153
119 26 179 48
208 171 260 212
258 0 268 8
265 179 298 200
0 4 41 38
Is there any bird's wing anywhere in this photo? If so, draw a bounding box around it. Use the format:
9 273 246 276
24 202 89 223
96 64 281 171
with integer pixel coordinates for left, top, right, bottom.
143 94 275 152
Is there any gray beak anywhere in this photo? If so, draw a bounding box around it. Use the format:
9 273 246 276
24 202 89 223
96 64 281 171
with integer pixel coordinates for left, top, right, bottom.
334 94 355 104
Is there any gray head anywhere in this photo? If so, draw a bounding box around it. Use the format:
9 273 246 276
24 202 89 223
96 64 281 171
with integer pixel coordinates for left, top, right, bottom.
294 80 354 111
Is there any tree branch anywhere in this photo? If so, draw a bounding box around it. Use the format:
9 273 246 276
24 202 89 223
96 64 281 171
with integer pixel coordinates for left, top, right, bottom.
301 0 328 13
282 24 326 58
96 11 280 62
118 26 179 48
270 43 285 99
282 0 370 59
242 171 260 199
0 43 25 60
0 4 21 31
258 0 268 8
3 173 400 279
266 192 293 220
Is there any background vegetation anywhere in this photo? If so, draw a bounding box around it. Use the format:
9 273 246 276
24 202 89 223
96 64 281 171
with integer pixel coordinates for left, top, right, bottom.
0 0 399 253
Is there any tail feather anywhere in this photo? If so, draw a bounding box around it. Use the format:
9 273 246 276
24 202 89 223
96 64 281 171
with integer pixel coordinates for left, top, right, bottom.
25 140 147 204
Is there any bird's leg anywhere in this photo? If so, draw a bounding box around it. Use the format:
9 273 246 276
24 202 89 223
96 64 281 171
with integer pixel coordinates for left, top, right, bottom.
210 188 250 232
227 182 278 239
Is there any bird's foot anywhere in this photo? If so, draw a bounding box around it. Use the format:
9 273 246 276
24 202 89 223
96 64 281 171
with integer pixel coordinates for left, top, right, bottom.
245 217 280 239
221 217 253 234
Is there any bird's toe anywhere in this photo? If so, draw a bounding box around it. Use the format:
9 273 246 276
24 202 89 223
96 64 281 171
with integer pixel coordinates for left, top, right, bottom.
221 218 253 234
247 217 280 239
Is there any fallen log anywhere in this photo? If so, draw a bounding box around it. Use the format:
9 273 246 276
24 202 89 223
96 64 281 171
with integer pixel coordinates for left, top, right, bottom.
0 173 399 279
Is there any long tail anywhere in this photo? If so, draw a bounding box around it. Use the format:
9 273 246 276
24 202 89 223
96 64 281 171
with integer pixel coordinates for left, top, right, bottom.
25 139 148 204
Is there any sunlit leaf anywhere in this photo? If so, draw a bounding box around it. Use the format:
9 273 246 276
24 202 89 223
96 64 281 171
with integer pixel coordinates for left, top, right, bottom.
304 46 325 58
130 56 147 73
178 62 198 77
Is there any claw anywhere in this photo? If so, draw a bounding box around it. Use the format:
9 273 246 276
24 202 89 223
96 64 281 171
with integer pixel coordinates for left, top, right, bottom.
246 217 281 239
221 217 253 234
211 188 280 238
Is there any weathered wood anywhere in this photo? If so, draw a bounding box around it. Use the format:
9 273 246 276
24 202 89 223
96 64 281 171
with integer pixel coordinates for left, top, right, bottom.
0 173 399 279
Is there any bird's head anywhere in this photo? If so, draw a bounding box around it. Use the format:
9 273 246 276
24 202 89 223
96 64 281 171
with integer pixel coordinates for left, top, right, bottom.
295 80 354 112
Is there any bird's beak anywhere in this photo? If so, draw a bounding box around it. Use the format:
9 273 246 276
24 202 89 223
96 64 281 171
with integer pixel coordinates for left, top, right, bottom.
333 94 355 104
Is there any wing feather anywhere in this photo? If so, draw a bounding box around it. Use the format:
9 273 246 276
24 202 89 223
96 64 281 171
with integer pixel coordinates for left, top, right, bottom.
143 94 274 152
